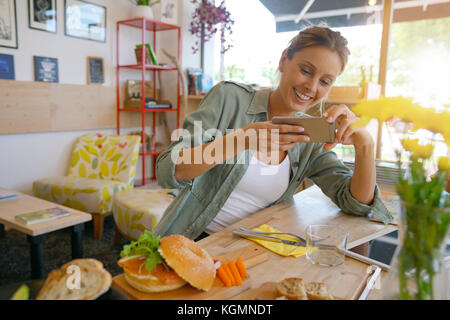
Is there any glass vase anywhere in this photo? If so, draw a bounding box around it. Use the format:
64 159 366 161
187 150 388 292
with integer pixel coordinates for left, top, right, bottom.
384 201 450 300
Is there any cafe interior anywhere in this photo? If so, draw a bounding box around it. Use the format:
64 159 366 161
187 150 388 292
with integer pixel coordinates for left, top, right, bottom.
0 0 449 301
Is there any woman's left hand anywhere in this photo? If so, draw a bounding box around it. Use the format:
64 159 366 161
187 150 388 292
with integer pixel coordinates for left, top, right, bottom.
322 104 374 151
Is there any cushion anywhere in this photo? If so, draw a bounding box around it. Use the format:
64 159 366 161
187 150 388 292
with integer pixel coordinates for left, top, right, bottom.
113 189 175 240
68 134 140 186
33 176 131 214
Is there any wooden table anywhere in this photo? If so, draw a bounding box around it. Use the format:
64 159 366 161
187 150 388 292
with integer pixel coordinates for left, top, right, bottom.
113 185 397 300
197 185 397 300
0 188 91 279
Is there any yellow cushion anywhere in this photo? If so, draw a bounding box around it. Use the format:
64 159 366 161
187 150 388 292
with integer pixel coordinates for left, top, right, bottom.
113 189 174 240
33 176 131 214
68 133 141 187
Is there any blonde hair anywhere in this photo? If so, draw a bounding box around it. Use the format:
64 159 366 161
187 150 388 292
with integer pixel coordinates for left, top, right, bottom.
285 25 350 73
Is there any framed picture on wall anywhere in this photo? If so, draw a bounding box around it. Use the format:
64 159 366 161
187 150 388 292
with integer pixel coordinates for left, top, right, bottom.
34 56 59 83
161 0 177 25
28 0 57 33
0 0 18 49
64 0 106 42
87 56 104 84
0 53 15 80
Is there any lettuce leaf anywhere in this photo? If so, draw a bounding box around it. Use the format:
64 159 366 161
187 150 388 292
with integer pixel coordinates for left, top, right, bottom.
120 230 164 272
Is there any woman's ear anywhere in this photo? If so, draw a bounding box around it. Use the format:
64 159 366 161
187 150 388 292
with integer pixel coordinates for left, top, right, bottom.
278 49 288 73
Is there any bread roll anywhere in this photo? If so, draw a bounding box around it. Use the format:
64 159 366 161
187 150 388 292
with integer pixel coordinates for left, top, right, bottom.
276 278 308 300
158 234 215 291
124 273 186 293
61 258 103 272
304 282 333 300
37 266 111 300
118 256 187 293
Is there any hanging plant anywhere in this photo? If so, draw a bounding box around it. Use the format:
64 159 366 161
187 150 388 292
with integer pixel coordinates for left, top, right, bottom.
128 0 160 6
189 0 234 54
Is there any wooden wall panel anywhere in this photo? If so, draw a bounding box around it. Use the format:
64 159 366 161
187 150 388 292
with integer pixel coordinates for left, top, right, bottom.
0 80 152 134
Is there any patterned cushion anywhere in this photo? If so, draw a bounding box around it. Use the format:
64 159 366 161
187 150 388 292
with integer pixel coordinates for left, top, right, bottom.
68 134 141 187
33 176 131 214
113 189 174 240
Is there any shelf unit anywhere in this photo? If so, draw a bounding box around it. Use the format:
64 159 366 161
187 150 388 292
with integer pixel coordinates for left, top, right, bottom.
116 18 181 186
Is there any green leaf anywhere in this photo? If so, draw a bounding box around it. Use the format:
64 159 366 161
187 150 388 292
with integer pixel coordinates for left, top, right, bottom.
92 158 98 170
119 230 163 272
10 284 29 300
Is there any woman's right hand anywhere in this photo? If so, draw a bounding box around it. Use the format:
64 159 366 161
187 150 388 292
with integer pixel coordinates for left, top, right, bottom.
242 121 310 153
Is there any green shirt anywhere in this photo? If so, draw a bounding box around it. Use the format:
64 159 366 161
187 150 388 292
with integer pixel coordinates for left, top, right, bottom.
155 81 393 239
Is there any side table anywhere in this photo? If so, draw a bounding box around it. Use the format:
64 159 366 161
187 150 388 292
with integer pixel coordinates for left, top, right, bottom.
0 188 92 279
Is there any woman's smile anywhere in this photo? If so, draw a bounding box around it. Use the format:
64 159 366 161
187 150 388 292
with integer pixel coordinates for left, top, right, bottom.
293 87 314 104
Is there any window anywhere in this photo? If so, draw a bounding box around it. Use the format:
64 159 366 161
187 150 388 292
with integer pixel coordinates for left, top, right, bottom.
212 1 449 165
382 17 450 162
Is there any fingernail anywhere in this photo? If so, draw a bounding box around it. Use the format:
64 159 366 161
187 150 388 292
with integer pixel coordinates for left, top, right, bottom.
304 136 310 141
323 112 328 117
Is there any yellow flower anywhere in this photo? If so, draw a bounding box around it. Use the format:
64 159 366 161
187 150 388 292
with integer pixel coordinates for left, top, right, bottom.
401 138 434 159
352 96 450 146
438 157 450 171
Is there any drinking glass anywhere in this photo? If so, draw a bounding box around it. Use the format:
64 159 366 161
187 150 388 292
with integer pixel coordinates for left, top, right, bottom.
305 224 349 267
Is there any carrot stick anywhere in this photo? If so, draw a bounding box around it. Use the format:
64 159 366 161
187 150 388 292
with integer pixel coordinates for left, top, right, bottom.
228 261 243 286
236 257 248 278
222 263 235 286
217 266 232 287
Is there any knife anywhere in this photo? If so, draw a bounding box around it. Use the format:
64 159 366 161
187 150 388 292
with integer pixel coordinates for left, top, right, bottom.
233 229 392 271
232 229 305 246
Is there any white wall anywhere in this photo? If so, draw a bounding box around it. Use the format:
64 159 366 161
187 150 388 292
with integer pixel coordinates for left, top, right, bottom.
0 0 212 194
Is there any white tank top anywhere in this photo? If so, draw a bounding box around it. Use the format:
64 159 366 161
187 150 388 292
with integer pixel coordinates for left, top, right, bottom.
205 153 290 234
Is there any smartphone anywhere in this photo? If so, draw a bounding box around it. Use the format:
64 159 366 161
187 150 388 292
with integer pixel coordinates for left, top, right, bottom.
272 116 336 143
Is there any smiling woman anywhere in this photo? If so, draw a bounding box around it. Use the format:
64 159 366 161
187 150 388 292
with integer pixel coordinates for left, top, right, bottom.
154 25 393 240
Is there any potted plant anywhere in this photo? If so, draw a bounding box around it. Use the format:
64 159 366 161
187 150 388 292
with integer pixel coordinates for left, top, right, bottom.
351 97 450 299
189 0 234 55
129 0 161 19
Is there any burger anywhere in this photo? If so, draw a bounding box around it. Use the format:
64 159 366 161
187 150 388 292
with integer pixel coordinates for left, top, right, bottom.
118 230 216 293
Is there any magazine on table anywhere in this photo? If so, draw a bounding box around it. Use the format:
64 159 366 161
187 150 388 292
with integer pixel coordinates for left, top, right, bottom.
15 207 70 225
0 190 21 202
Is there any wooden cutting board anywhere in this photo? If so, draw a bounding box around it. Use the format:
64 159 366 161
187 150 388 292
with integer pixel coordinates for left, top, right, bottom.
111 245 269 300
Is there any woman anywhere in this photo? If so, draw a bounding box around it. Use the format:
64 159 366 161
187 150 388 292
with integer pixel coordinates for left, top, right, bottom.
155 26 393 240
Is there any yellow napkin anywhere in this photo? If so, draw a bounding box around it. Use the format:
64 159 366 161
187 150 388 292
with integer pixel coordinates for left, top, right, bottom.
247 224 308 258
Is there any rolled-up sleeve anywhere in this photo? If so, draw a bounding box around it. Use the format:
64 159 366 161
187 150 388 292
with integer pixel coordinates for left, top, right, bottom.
305 146 393 224
155 83 226 190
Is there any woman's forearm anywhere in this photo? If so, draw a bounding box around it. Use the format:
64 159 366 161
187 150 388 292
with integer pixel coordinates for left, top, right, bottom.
174 129 248 182
350 142 376 204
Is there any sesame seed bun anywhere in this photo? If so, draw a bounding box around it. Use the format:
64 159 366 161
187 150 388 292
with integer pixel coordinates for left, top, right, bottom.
158 234 216 291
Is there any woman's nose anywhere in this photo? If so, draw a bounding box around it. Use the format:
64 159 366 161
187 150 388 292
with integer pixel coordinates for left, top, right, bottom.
303 78 318 95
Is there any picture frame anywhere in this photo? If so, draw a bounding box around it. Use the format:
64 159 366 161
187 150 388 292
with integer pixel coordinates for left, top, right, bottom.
0 53 15 80
64 0 106 42
87 56 104 84
0 0 18 49
161 0 178 25
28 0 57 33
34 56 59 83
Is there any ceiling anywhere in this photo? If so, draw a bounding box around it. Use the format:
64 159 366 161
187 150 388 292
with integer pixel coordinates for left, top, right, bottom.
259 0 450 32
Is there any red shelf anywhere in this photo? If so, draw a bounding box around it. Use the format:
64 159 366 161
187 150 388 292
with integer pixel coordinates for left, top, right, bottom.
118 64 177 71
119 108 178 113
118 17 180 32
116 17 181 186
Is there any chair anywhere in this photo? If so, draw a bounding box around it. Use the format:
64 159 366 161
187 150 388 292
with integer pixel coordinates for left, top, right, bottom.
33 133 141 240
112 189 175 244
